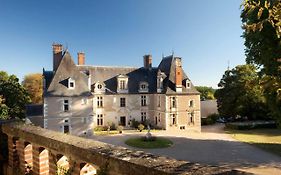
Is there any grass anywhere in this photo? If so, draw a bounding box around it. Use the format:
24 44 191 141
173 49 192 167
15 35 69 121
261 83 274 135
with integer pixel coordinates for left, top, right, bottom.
94 130 120 136
226 128 281 157
125 137 173 149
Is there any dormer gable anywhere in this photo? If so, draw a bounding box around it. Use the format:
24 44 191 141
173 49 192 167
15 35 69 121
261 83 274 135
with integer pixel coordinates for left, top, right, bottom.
117 74 128 93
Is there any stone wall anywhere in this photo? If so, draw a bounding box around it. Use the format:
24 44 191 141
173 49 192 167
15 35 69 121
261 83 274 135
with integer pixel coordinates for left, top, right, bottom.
0 122 248 175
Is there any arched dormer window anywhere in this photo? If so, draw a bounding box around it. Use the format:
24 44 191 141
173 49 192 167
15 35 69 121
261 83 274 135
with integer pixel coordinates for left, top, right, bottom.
117 74 128 93
139 81 149 93
93 81 105 94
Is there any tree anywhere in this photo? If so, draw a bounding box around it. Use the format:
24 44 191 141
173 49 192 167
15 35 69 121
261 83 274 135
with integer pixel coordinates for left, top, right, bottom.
0 71 31 119
195 86 216 101
22 73 43 104
241 0 281 125
215 64 268 120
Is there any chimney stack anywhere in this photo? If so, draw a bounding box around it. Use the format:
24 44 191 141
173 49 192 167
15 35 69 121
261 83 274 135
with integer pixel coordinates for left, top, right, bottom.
143 55 152 69
175 57 183 92
52 43 63 71
77 52 85 65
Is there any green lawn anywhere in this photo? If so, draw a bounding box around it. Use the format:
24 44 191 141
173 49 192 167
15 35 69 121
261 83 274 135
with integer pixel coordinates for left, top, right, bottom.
226 129 281 157
125 137 173 149
94 130 120 136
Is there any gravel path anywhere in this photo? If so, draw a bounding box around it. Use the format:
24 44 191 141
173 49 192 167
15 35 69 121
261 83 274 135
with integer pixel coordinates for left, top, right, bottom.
90 124 281 175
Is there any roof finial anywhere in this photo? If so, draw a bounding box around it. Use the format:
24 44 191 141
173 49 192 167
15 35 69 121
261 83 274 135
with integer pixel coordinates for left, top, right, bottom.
172 50 174 56
65 42 68 52
162 53 164 58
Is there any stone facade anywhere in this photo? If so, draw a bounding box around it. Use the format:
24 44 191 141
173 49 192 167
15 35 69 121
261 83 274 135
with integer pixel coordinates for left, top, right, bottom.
41 44 201 136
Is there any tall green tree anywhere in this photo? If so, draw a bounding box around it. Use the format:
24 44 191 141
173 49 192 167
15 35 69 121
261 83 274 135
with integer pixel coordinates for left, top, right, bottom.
215 64 268 120
195 86 216 101
22 73 43 104
0 71 31 119
241 0 281 125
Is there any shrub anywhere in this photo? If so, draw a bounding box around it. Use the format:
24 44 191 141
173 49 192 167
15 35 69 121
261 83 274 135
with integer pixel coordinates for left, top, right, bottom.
138 124 145 132
117 125 124 133
106 122 116 130
130 119 140 128
201 113 219 125
225 121 277 130
94 126 107 132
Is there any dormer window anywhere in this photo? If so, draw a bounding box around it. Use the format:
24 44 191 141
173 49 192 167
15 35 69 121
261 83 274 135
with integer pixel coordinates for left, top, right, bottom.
68 78 75 89
117 74 128 93
139 82 148 93
157 70 166 93
97 84 103 89
93 82 105 94
186 80 191 88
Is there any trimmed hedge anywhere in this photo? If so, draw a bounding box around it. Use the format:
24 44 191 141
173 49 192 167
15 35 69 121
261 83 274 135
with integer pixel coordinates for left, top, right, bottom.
225 121 277 130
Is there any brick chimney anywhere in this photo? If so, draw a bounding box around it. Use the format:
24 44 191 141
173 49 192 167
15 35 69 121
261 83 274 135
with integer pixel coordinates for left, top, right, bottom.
52 43 63 71
77 52 85 65
175 57 182 92
143 55 152 69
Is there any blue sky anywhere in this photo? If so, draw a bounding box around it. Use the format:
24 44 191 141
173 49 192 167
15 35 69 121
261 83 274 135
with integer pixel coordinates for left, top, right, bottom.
0 0 245 88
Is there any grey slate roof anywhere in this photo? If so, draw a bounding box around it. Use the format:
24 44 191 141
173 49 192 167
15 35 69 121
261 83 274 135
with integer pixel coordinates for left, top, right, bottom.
44 51 91 97
77 66 158 94
43 52 199 96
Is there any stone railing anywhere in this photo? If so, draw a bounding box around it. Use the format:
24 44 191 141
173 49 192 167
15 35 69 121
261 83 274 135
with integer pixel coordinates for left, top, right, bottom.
0 121 248 175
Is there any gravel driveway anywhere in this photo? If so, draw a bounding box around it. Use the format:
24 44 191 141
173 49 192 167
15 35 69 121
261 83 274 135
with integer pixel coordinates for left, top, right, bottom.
90 124 281 175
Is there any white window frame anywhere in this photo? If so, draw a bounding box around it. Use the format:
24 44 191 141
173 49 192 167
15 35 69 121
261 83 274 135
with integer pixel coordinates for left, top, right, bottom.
63 99 69 112
68 78 75 89
171 97 176 108
120 97 126 107
97 96 103 108
97 114 103 126
141 112 146 122
141 95 147 106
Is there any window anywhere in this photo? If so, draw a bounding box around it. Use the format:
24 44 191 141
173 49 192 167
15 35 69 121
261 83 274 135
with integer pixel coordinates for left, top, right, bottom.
120 98 126 107
141 84 146 89
189 100 194 107
171 114 176 125
186 82 191 88
141 95 147 106
190 113 194 124
97 96 103 108
180 126 185 130
158 96 161 107
158 113 161 122
119 80 126 90
141 112 146 122
81 98 88 105
63 100 69 112
68 78 75 89
97 84 102 89
97 114 103 126
171 97 176 108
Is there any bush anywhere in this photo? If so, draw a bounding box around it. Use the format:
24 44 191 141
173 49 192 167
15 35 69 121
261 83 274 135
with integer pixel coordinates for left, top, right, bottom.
94 126 107 132
106 122 116 130
138 124 145 132
130 119 140 129
117 125 124 133
225 121 277 130
201 113 219 125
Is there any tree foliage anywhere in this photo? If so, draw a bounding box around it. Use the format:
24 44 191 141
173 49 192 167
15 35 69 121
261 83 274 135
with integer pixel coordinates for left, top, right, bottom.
0 71 31 119
215 65 268 120
241 0 281 125
22 73 43 104
195 86 216 101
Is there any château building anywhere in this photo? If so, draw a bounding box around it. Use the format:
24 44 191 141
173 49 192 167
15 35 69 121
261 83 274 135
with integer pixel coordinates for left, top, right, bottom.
41 43 201 136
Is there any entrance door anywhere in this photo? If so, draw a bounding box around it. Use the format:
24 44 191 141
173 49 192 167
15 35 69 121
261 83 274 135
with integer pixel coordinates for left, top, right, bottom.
64 125 70 134
120 116 126 126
